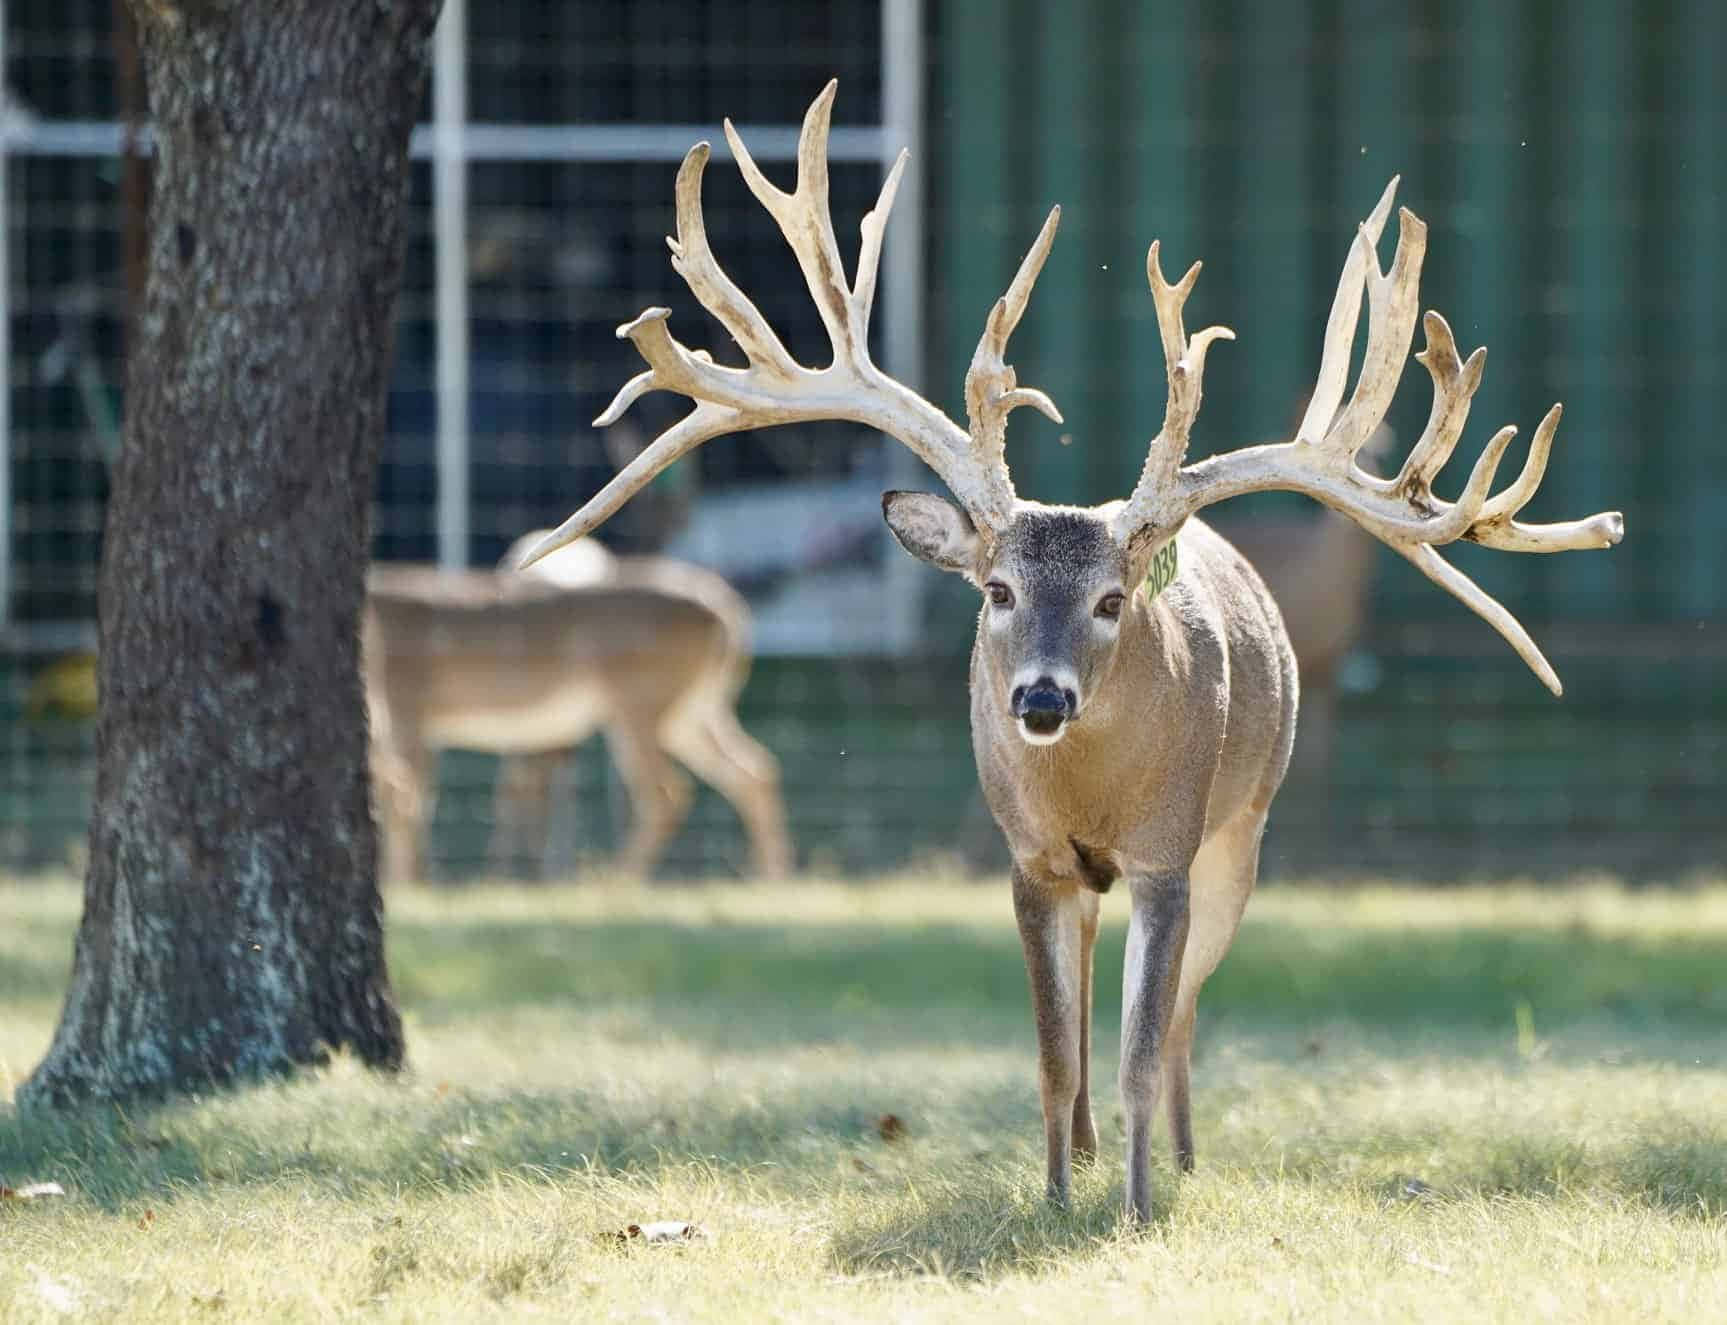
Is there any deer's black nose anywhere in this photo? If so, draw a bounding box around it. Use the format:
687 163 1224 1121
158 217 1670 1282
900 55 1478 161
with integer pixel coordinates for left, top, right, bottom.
1012 678 1075 735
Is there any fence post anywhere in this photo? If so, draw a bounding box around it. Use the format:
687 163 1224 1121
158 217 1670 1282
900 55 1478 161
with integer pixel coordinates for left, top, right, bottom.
432 0 470 570
881 0 925 654
1 7 12 627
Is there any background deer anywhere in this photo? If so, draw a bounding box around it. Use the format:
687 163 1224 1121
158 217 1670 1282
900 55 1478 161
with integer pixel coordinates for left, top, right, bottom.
365 546 791 885
484 421 711 875
1211 421 1396 782
484 530 613 877
516 84 1623 1221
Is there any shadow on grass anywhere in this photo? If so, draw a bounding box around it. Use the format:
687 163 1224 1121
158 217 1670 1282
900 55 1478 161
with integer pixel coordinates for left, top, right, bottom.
826 1170 1135 1281
1351 1127 1727 1216
387 911 1727 1038
387 917 1031 1036
0 1073 1040 1214
7 1057 1727 1247
821 1121 1727 1283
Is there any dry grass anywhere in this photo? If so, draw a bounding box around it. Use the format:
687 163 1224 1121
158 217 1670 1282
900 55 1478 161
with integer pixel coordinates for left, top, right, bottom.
3 874 1725 1322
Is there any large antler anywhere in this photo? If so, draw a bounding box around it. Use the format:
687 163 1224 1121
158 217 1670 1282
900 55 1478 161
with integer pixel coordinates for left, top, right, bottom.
1112 178 1624 696
516 81 1059 570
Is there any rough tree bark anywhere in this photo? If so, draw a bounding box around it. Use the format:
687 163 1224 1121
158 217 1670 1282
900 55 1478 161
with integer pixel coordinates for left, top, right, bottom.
20 0 443 1108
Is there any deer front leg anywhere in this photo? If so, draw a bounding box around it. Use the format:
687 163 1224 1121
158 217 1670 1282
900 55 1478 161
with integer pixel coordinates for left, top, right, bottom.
1120 870 1190 1223
1012 867 1090 1208
1072 887 1101 1164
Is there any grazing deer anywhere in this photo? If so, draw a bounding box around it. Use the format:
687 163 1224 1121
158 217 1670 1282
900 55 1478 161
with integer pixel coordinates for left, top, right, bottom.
365 546 792 884
485 419 707 875
515 84 1623 1221
484 530 788 879
486 530 616 876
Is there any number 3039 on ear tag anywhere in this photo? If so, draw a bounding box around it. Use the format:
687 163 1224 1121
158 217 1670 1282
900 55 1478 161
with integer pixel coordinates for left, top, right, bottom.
1144 539 1179 600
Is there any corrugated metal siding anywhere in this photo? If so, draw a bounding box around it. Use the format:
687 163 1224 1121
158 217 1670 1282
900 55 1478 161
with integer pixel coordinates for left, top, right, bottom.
933 0 1723 627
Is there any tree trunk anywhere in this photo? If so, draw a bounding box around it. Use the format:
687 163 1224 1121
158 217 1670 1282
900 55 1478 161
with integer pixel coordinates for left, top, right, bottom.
20 0 443 1109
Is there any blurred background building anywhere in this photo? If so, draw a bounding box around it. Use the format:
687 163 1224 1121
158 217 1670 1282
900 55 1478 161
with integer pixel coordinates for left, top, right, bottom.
2 0 1720 879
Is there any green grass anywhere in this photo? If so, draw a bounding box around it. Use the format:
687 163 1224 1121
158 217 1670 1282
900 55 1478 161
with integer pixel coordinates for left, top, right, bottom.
3 875 1726 1321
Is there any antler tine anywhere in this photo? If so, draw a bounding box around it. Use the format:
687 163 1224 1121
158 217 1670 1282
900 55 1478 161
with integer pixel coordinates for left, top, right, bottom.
1144 241 1235 468
1476 402 1558 525
853 148 909 331
665 143 798 378
1398 542 1565 696
1320 205 1427 464
963 206 1064 517
519 83 1025 570
1111 178 1624 693
724 79 866 362
1110 240 1234 544
1296 176 1399 445
1395 311 1488 493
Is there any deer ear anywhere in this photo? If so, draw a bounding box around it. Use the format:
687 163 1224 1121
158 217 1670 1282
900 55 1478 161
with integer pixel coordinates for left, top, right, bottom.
882 491 984 581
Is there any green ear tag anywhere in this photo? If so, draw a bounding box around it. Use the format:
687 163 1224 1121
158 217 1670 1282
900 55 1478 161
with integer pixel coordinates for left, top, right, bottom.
1143 539 1179 601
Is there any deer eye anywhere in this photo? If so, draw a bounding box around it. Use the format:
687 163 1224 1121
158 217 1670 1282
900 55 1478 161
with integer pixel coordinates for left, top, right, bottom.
1096 592 1126 620
985 581 1014 608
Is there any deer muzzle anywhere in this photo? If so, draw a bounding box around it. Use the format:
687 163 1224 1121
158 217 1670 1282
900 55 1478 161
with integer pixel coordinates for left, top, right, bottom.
1011 677 1078 744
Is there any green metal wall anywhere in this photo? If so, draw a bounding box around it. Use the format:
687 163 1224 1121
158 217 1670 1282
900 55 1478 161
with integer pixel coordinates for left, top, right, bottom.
931 0 1723 630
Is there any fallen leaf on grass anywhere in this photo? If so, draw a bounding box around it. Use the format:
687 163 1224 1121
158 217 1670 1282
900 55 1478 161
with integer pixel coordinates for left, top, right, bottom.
1 1182 67 1201
610 1220 707 1245
875 1113 907 1143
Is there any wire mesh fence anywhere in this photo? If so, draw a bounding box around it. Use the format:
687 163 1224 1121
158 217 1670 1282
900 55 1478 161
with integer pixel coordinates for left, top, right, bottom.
2 1 1721 882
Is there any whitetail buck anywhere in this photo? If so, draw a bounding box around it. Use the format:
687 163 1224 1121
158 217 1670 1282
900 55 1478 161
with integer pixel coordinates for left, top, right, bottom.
364 546 791 885
515 83 1623 1221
